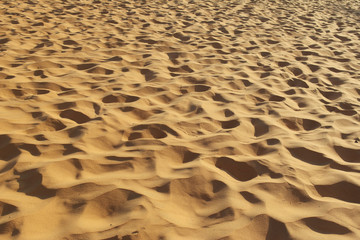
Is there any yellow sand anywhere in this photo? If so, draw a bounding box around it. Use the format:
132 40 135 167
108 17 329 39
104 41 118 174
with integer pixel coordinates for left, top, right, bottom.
0 0 360 239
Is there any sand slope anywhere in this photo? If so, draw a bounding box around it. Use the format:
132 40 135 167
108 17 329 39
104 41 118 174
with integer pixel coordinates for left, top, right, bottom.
0 0 360 239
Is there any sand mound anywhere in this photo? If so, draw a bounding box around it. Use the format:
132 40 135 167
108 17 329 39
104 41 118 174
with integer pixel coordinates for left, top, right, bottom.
1 0 360 239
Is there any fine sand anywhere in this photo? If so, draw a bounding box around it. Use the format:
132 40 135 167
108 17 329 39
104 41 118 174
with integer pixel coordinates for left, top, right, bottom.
1 0 360 239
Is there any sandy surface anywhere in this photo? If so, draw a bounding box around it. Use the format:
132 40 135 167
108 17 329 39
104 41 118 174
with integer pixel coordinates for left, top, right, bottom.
0 0 360 239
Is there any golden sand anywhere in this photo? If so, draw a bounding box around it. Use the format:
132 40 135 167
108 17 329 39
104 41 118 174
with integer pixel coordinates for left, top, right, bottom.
0 0 360 239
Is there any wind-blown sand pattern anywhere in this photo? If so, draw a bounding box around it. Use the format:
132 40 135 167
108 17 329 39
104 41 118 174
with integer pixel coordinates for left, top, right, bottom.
0 0 360 239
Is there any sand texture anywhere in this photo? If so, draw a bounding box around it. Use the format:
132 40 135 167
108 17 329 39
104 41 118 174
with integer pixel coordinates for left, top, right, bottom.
1 0 360 239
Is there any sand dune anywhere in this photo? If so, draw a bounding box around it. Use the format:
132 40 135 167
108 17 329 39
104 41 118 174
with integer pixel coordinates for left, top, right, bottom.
0 0 360 239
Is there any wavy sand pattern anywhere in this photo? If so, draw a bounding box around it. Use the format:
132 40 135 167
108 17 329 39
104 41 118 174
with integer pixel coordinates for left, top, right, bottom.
1 0 360 239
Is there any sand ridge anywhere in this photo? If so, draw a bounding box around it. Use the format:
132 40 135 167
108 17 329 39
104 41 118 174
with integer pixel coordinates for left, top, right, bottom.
0 0 360 239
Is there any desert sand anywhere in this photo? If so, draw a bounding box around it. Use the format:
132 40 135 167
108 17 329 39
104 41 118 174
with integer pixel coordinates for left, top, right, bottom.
0 0 360 239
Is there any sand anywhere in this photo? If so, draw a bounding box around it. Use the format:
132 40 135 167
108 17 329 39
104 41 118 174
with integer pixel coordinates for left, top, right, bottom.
0 0 360 239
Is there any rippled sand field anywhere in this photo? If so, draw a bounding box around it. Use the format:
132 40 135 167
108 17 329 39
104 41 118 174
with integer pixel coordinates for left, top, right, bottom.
0 0 360 239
